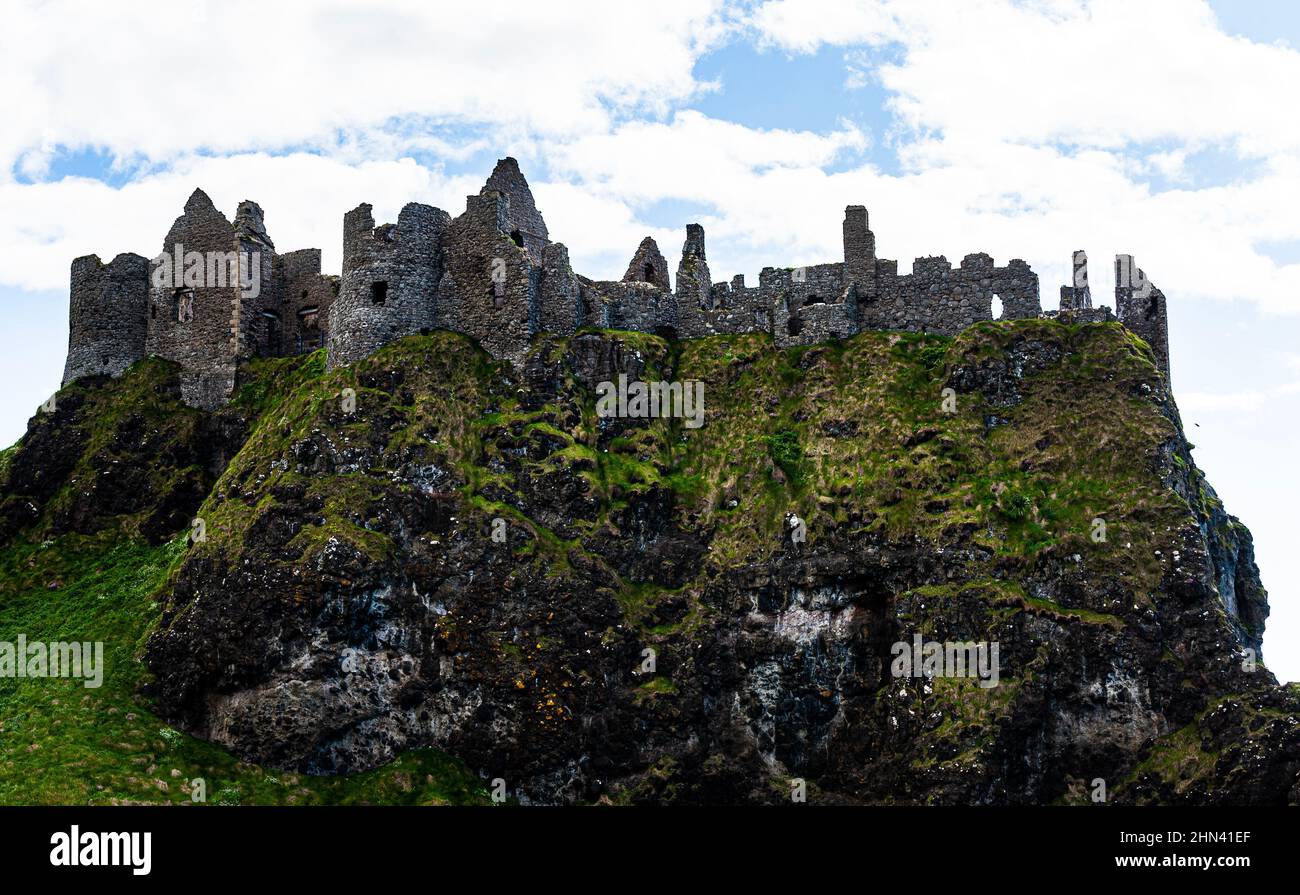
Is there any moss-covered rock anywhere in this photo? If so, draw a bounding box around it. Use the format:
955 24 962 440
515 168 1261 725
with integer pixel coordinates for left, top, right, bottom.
0 321 1284 804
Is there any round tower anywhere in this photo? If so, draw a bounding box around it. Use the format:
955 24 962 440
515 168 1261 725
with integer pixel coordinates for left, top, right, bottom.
328 202 448 369
62 253 149 385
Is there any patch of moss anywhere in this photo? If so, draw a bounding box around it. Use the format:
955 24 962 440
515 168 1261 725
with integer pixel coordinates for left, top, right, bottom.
635 676 679 698
0 533 486 805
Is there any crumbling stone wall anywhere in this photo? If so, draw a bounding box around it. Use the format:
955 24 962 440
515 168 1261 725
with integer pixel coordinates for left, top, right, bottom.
1054 250 1114 324
860 253 1041 336
60 157 1171 410
580 279 678 335
678 273 769 339
675 224 712 311
993 259 1042 320
842 205 876 296
231 201 280 360
145 189 245 409
622 237 671 291
1059 250 1093 311
436 190 538 367
1115 254 1171 381
538 243 581 336
62 253 149 385
768 264 858 348
676 225 777 339
1053 306 1116 325
328 201 448 370
278 249 338 355
484 157 549 264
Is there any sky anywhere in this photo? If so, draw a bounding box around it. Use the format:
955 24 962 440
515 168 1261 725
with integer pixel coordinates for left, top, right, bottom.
0 0 1296 679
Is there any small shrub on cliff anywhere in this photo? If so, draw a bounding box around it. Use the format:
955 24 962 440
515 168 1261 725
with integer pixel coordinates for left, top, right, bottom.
765 428 803 478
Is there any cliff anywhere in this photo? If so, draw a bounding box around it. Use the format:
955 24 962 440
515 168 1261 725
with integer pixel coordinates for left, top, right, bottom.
1 319 1295 805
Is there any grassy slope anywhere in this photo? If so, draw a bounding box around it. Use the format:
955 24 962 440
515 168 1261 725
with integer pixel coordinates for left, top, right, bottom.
0 353 489 805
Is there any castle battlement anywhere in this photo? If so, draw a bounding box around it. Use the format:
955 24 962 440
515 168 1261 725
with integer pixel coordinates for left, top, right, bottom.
60 158 1172 407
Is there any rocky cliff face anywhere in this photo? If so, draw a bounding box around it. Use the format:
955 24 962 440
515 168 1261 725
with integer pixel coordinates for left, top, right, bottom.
4 322 1295 804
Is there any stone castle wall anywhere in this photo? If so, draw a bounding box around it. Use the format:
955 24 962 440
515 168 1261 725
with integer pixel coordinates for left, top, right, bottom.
1115 254 1170 379
62 253 150 385
484 156 549 264
145 189 245 409
327 202 448 369
435 190 539 368
61 157 1173 408
277 249 338 355
539 243 581 336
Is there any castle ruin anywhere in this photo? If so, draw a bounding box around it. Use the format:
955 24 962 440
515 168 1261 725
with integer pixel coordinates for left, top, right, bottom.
61 158 1172 405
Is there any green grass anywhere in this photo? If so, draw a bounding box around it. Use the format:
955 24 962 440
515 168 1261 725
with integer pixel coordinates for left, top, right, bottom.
0 533 488 805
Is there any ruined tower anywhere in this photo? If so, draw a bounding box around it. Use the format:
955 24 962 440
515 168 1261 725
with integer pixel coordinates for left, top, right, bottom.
676 224 712 310
145 189 253 409
1060 250 1093 310
62 253 149 385
483 157 549 264
436 189 539 366
231 200 279 359
622 237 671 292
842 205 876 295
327 202 449 370
1115 254 1171 381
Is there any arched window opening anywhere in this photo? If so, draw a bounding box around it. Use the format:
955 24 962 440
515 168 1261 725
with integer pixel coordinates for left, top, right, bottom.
297 306 322 351
262 310 282 354
172 288 195 323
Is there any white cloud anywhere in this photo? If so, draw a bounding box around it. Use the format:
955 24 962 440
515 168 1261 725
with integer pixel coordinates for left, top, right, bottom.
732 0 1300 313
748 0 1300 157
0 153 495 291
0 0 732 181
3 0 1300 317
1147 149 1190 183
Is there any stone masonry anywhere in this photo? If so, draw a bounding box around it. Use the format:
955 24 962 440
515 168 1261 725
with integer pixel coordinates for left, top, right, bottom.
1114 254 1171 379
61 157 1173 407
62 253 150 385
330 202 449 368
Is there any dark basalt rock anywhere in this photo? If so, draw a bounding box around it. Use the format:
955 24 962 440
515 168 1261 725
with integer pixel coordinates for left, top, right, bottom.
5 324 1288 805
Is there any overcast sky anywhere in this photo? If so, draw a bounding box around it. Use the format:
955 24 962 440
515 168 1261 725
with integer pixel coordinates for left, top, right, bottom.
1 0 1297 679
